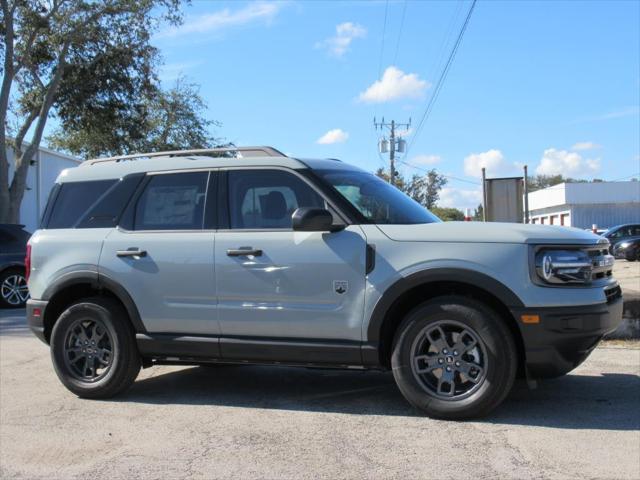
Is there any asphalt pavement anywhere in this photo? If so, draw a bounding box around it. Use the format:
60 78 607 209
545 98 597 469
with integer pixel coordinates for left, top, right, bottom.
1 308 639 480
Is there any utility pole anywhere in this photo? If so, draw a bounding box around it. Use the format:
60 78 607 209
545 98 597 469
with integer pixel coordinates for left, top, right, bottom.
374 117 411 185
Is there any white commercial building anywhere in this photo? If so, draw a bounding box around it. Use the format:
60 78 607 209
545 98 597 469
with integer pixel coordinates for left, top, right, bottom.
6 145 82 232
527 181 640 230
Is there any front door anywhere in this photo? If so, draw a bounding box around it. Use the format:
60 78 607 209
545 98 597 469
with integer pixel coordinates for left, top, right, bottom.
215 169 367 347
99 170 218 335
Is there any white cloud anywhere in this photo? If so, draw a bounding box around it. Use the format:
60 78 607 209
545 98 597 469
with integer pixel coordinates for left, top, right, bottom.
317 129 349 145
358 66 429 103
571 141 601 151
410 154 441 166
437 187 483 210
316 22 366 58
535 148 600 177
158 1 283 38
463 149 508 177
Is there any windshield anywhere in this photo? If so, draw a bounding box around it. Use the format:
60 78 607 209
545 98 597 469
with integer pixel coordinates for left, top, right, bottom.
315 169 441 225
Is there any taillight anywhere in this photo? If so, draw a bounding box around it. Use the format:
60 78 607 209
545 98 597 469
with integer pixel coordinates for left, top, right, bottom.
25 244 31 283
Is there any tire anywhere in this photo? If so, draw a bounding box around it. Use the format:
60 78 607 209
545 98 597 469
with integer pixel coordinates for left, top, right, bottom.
50 296 141 398
624 250 637 262
0 267 29 308
391 295 517 420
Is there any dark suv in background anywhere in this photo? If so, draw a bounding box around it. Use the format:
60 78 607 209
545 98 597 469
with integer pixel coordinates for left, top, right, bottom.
0 224 31 308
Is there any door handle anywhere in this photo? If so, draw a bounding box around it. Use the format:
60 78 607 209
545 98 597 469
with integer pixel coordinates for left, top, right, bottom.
226 248 263 257
116 249 147 258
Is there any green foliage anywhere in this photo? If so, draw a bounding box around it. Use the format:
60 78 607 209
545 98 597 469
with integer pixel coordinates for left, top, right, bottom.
473 203 484 221
50 76 224 157
526 174 586 192
430 207 465 221
1 0 186 222
375 167 448 209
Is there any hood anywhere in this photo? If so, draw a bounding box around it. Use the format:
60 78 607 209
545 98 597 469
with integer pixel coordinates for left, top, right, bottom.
376 222 605 245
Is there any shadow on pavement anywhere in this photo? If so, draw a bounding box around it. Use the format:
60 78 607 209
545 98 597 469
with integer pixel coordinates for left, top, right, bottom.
120 363 640 430
0 308 30 336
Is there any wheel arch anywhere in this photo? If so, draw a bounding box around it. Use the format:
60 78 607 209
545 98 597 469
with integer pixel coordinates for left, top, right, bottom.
0 262 25 275
41 273 145 343
366 268 526 370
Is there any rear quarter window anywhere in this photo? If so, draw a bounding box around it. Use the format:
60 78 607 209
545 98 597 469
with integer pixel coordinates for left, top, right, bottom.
46 180 116 229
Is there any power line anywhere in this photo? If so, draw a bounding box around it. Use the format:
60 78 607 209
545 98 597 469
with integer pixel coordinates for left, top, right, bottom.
377 0 390 78
398 159 481 186
392 0 408 66
406 0 477 157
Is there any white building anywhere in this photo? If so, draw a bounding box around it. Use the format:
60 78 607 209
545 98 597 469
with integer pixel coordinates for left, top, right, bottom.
528 181 640 230
6 144 82 232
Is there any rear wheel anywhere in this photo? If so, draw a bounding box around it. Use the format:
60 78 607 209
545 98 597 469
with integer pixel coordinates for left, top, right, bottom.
0 268 29 308
391 295 517 419
50 297 140 398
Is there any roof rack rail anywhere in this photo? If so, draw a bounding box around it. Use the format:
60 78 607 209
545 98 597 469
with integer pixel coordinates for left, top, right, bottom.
82 146 286 166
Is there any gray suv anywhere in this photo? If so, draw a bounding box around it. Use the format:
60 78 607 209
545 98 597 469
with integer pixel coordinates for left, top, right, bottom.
26 147 623 419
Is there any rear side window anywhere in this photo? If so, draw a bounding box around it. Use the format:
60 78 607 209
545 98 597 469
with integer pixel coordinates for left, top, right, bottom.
134 172 208 230
77 175 143 228
47 180 116 229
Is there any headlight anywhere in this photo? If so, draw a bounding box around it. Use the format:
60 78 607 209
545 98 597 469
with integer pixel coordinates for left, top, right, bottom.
535 249 594 284
617 242 630 249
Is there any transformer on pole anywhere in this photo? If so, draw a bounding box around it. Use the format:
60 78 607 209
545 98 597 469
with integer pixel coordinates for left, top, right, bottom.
374 117 411 184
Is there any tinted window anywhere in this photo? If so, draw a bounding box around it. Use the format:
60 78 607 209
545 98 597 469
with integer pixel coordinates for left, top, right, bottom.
228 170 325 229
77 175 143 228
47 180 116 229
315 169 440 225
134 172 208 230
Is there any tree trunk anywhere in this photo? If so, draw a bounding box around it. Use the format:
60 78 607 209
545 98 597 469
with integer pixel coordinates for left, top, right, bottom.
0 0 15 223
7 42 70 225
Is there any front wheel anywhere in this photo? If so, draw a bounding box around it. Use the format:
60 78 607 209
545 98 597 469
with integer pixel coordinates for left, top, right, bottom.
50 297 141 398
391 296 518 419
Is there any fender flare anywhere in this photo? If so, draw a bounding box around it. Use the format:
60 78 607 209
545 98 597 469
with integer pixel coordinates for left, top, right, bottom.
366 267 524 343
42 270 146 333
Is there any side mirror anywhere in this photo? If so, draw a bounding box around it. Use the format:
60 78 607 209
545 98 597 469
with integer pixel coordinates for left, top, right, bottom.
292 207 342 232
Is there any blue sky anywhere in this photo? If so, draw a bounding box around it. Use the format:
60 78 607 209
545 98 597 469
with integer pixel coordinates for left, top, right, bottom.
153 0 640 209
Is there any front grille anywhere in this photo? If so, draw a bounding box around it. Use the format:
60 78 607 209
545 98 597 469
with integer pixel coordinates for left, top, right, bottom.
586 246 614 281
604 285 622 304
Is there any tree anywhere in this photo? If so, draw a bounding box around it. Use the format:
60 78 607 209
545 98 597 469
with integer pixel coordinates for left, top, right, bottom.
0 0 181 223
374 166 405 190
431 207 464 221
526 174 587 192
49 76 224 157
375 167 447 210
473 203 483 221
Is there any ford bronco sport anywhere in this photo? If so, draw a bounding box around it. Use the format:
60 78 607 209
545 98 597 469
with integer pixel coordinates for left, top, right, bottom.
26 146 623 419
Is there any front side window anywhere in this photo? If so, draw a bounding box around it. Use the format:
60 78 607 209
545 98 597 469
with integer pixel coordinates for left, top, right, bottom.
315 169 440 225
134 172 208 230
228 170 325 229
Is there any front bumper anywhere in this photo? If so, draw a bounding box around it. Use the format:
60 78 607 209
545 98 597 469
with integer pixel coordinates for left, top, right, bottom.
26 299 48 344
512 286 624 378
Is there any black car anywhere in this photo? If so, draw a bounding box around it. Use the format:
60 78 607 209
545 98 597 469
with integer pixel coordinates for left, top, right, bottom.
612 237 640 261
602 223 640 246
0 224 31 308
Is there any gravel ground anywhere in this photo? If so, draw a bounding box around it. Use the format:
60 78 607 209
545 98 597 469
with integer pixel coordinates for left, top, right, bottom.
1 309 639 480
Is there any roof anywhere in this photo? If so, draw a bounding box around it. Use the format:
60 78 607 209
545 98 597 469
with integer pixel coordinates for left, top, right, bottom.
55 147 358 183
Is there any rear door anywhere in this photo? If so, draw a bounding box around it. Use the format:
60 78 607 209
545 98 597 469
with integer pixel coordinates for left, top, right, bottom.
99 170 219 335
214 168 367 345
